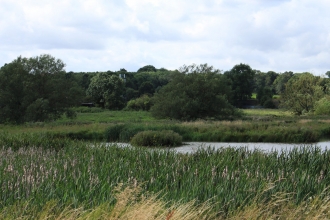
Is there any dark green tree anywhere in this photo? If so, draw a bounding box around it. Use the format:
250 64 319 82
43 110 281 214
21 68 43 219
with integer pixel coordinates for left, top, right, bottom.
137 65 157 73
0 61 28 123
151 64 239 120
256 87 275 108
265 71 279 89
253 70 266 93
139 81 155 95
224 63 255 106
273 71 294 95
0 55 83 123
86 73 125 109
325 71 330 78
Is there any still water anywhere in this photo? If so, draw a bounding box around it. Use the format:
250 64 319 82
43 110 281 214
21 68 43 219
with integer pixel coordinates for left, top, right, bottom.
109 142 330 154
174 142 330 154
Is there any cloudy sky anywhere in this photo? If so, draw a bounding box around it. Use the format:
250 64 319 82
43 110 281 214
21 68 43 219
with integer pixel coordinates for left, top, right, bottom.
0 0 329 74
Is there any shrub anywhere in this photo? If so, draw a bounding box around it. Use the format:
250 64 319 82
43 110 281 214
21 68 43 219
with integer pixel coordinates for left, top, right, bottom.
314 96 330 115
130 130 182 147
263 99 276 109
125 94 152 111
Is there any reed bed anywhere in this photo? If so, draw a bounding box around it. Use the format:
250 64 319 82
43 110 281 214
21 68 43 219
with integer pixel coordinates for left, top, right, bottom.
104 119 330 143
1 133 330 218
2 186 330 219
2 108 330 143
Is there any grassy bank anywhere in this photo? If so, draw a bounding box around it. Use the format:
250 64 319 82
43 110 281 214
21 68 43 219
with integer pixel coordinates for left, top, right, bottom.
1 109 330 143
1 133 330 218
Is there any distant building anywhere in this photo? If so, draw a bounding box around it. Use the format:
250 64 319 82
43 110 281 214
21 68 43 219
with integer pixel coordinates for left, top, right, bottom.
119 73 126 82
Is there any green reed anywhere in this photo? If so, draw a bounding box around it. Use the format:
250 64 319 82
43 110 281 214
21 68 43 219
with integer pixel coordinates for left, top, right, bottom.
1 133 330 217
2 108 330 143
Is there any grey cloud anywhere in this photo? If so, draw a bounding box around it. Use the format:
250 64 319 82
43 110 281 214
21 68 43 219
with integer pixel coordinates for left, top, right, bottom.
1 0 330 75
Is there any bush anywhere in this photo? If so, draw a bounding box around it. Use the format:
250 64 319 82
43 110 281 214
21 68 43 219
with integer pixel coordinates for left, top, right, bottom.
314 96 330 115
130 130 182 147
125 94 152 111
262 99 276 108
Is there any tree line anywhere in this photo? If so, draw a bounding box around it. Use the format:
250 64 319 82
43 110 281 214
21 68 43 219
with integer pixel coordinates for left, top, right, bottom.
1 54 330 123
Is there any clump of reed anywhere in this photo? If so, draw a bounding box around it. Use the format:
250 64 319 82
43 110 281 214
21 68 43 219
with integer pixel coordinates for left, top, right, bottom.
0 184 214 220
2 184 330 219
130 130 182 147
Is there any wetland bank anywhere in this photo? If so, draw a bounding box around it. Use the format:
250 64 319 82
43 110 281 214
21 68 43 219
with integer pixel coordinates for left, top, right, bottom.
2 109 330 219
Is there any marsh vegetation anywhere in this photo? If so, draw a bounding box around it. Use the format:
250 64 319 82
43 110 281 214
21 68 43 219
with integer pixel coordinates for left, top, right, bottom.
2 55 330 218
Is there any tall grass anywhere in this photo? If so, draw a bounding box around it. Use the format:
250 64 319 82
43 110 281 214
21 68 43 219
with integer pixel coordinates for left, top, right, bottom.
103 119 330 143
2 187 330 219
1 133 330 217
2 109 330 143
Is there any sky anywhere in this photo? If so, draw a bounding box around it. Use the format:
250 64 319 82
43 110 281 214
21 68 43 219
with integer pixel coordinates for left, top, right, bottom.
0 0 329 75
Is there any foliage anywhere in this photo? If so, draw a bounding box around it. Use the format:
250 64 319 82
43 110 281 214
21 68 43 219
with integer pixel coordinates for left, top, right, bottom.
3 109 330 143
130 130 182 147
2 134 330 217
224 63 255 106
0 55 83 124
254 70 278 94
262 99 276 108
137 65 157 73
273 71 294 94
280 73 325 115
138 81 155 95
178 63 221 74
86 72 125 109
151 64 239 120
326 71 330 78
126 70 174 97
125 94 152 111
314 96 330 115
256 87 276 108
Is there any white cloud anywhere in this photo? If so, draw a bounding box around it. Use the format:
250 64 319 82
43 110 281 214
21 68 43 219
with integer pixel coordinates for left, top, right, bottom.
0 0 329 74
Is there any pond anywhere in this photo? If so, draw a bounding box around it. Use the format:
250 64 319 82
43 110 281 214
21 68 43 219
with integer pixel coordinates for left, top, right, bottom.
108 141 330 154
174 142 330 154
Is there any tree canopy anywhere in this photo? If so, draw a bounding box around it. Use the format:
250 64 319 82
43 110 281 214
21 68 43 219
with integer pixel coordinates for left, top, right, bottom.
137 65 157 73
224 63 255 106
150 64 239 120
273 71 294 95
0 54 83 123
86 72 125 109
280 73 325 115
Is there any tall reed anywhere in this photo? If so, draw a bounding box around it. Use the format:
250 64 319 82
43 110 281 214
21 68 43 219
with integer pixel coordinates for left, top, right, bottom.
1 133 330 216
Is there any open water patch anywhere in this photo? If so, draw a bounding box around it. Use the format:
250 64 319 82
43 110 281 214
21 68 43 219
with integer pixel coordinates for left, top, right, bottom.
105 141 330 154
174 142 330 154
